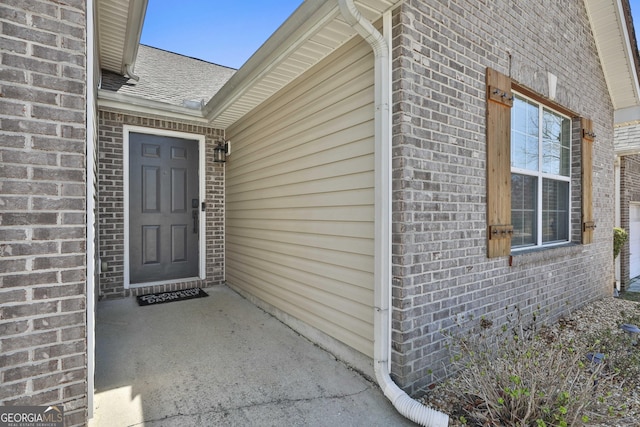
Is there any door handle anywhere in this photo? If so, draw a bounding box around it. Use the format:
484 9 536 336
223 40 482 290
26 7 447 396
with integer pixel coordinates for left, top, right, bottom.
192 209 198 234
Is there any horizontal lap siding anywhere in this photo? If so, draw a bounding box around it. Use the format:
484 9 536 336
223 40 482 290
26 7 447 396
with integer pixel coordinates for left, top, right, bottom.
226 37 375 357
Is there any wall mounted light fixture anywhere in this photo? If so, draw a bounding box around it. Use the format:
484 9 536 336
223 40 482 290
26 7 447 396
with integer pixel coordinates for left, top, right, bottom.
214 140 230 163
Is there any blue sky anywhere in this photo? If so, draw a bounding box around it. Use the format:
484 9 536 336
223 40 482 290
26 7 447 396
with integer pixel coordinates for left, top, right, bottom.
633 0 640 40
140 0 304 69
142 0 640 70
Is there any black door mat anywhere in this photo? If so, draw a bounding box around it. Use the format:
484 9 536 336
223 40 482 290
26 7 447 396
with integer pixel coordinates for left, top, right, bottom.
136 288 208 306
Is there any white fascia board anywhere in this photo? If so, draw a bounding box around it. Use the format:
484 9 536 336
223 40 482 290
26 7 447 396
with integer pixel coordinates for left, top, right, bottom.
98 89 209 123
202 0 339 121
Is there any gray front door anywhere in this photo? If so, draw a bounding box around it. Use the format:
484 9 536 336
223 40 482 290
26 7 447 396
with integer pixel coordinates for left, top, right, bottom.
129 132 200 284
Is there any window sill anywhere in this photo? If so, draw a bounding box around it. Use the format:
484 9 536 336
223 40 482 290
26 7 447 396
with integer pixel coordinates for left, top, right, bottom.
509 243 584 267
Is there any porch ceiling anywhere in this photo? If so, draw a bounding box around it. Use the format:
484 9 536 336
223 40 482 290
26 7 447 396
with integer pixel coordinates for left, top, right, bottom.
203 0 402 129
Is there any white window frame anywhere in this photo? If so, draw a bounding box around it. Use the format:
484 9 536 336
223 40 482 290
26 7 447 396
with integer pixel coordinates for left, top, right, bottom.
511 92 572 250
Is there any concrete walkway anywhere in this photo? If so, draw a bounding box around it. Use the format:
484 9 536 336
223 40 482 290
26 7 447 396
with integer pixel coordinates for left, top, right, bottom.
90 285 416 426
628 276 640 292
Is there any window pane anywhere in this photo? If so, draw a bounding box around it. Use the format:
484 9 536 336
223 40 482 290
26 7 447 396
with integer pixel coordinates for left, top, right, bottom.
561 118 571 175
511 96 538 171
509 93 572 250
511 174 537 247
542 109 571 176
542 179 569 243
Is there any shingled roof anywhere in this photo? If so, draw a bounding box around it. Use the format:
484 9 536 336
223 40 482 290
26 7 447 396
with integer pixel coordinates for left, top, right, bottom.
101 44 236 108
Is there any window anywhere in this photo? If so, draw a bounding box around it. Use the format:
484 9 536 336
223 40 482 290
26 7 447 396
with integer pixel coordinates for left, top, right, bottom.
510 94 571 249
485 67 594 259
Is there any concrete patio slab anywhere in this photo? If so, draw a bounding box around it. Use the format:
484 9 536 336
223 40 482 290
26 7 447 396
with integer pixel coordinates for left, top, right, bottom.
89 285 416 426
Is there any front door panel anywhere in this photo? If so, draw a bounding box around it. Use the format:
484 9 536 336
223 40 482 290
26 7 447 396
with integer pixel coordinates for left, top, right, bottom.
129 133 199 284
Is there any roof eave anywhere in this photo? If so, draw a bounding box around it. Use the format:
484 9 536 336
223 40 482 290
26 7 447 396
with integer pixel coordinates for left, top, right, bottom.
202 0 338 124
585 0 640 125
98 89 208 123
615 0 640 124
121 0 149 76
96 0 148 76
203 0 403 129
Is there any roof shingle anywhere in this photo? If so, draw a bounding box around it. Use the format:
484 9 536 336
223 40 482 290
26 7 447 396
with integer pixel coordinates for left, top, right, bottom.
101 44 236 108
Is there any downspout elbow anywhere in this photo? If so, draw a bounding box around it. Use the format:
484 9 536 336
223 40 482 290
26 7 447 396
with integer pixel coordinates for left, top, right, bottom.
375 359 449 427
337 0 387 59
338 1 448 426
125 63 140 82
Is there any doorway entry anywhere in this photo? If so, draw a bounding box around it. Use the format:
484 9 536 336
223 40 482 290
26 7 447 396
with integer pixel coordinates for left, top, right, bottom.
123 126 206 287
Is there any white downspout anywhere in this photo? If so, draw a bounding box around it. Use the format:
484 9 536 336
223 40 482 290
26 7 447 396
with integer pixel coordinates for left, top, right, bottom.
615 155 621 291
86 0 96 418
337 1 449 426
124 64 140 82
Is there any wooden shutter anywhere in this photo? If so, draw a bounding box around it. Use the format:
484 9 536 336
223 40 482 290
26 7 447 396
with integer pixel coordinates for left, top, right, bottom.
486 68 514 258
581 118 595 244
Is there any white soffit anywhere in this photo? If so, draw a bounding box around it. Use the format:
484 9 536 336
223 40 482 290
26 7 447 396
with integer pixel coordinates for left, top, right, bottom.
97 0 147 75
205 0 402 129
585 0 640 114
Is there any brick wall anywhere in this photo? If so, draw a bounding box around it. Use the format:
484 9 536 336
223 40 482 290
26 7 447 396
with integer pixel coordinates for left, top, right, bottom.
98 109 225 298
391 0 614 394
0 1 88 425
620 154 640 289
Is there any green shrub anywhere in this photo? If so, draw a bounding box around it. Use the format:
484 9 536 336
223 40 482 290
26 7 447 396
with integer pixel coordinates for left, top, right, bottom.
614 227 628 259
443 307 608 426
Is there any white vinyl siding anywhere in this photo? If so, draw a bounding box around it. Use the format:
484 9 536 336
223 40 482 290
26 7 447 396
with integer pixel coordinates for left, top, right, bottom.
226 36 375 357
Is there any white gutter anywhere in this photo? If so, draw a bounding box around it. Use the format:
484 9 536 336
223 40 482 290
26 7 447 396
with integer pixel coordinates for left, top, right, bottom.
97 89 209 123
124 63 140 82
615 155 621 291
121 0 148 77
337 1 448 426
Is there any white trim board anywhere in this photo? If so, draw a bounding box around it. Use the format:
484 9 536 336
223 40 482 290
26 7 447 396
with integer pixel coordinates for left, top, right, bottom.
122 125 207 289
